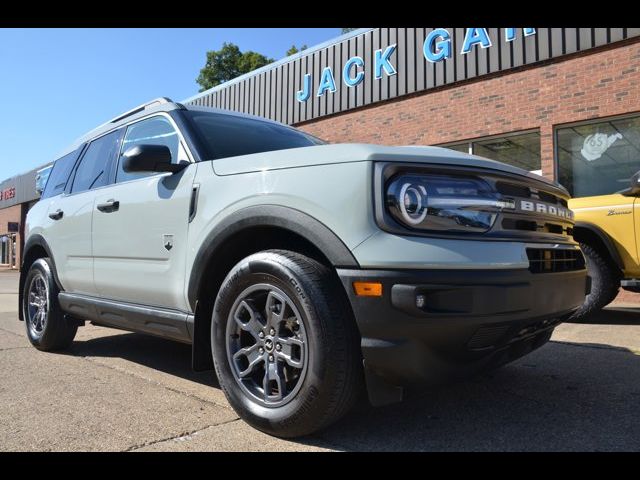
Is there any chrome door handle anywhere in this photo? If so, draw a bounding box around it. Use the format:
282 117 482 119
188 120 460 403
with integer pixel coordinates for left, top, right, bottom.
48 209 64 220
96 199 120 213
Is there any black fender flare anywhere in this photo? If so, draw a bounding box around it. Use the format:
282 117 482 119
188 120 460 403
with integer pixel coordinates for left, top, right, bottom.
186 205 359 311
574 221 624 270
18 234 63 321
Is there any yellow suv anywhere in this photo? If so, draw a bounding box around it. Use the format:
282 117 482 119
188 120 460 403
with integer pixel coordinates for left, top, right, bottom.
570 171 640 318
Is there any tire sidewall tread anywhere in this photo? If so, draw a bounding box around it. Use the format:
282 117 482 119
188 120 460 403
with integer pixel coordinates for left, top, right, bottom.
211 249 361 438
570 243 621 321
22 257 77 351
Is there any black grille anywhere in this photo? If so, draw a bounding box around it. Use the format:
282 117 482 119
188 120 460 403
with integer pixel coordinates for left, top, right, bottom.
496 182 530 198
526 248 585 273
501 219 573 236
496 181 568 207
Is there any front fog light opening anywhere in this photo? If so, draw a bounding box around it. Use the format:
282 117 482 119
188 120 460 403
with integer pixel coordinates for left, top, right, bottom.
415 294 426 309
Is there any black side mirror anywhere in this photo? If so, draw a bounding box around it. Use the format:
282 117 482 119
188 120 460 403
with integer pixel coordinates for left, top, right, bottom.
623 170 640 196
122 144 187 174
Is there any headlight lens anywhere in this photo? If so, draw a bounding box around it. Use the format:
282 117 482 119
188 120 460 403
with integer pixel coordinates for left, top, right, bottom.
386 173 513 233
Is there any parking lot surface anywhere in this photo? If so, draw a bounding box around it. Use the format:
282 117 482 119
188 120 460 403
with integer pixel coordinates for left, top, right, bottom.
1 270 638 451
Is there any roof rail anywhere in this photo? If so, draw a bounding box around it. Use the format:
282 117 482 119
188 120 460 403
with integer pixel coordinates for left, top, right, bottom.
109 97 173 124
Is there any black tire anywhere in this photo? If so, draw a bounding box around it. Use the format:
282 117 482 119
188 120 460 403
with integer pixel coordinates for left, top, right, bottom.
211 250 362 438
22 258 77 351
569 243 620 321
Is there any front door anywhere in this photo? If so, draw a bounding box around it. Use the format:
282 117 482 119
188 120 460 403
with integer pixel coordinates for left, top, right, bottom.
92 115 196 312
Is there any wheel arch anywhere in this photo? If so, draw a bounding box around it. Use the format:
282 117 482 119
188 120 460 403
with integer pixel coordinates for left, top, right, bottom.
19 235 62 321
188 205 360 371
573 221 624 271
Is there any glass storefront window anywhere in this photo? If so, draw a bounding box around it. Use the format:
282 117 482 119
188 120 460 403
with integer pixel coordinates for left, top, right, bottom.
556 115 640 198
445 142 471 154
0 234 16 267
440 131 541 173
0 236 8 265
473 132 541 172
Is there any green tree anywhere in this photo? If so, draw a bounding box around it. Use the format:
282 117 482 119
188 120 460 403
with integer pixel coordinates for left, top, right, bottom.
196 42 274 92
341 28 359 34
286 44 308 56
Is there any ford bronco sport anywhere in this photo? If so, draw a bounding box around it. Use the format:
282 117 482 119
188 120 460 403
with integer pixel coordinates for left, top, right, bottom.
20 98 588 437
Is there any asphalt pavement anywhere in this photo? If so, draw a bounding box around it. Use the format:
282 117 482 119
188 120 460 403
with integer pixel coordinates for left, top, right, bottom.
0 270 638 451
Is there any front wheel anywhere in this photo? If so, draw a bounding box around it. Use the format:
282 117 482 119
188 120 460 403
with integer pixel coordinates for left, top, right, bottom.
22 258 77 351
211 250 362 438
569 243 620 321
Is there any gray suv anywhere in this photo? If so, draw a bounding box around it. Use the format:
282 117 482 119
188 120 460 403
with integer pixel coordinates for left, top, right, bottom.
20 98 589 437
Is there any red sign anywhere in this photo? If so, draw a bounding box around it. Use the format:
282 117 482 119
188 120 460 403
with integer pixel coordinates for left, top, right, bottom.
0 187 15 201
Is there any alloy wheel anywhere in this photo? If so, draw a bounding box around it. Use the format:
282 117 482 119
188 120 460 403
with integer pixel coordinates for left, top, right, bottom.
226 283 308 407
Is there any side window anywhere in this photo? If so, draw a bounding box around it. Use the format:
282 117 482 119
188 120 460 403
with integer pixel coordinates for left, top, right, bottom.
116 116 180 183
41 148 82 199
71 131 121 194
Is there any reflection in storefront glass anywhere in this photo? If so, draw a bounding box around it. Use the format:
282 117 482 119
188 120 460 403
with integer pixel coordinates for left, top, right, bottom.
443 131 541 173
0 236 7 265
557 115 640 198
473 132 541 172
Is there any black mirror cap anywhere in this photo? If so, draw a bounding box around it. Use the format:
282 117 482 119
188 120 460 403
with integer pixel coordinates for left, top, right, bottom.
122 144 187 174
622 170 640 196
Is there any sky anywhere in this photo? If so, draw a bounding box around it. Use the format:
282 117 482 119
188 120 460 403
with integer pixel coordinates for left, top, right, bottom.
0 28 341 180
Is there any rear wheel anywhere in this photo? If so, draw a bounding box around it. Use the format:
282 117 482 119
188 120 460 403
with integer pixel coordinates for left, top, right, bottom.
211 250 362 438
22 258 77 351
569 243 620 321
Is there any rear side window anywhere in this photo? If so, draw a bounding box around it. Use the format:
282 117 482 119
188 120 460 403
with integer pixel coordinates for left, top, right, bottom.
71 130 121 194
41 148 82 199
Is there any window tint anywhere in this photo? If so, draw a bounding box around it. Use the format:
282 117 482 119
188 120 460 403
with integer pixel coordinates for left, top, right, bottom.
116 116 180 183
557 115 640 197
185 111 324 160
41 148 82 199
71 130 120 193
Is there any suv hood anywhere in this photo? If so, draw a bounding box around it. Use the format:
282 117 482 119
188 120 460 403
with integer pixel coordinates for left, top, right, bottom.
212 143 568 195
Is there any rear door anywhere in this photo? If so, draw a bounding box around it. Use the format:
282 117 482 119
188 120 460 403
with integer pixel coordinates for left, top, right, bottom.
44 130 122 295
92 114 196 312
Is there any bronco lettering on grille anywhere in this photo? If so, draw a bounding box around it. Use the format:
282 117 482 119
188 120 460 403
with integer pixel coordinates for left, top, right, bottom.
520 200 574 220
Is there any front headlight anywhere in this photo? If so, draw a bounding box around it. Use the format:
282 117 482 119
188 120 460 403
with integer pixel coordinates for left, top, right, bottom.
386 173 514 233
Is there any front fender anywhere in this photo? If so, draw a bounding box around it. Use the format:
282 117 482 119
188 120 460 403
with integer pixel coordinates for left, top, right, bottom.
186 204 360 311
18 234 61 321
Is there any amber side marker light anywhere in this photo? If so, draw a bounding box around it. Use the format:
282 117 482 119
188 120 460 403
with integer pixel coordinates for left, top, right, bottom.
353 281 383 297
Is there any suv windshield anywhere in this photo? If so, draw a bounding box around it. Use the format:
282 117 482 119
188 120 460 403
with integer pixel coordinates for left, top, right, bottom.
185 110 325 160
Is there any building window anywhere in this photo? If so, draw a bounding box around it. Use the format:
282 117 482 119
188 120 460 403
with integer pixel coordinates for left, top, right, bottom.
0 234 16 267
440 131 541 174
445 142 472 154
556 114 640 198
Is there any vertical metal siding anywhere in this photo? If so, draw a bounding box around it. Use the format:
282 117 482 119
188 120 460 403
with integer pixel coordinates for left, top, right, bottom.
389 28 398 99
356 34 365 107
372 29 381 104
187 28 640 125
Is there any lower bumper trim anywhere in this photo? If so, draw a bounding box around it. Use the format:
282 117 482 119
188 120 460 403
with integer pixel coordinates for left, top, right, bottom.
337 266 588 397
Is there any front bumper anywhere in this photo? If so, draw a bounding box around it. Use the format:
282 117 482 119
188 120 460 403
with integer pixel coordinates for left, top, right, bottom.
337 267 589 399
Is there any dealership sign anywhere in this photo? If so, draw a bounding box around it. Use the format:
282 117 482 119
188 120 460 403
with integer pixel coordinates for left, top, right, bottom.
296 28 536 102
0 187 15 201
